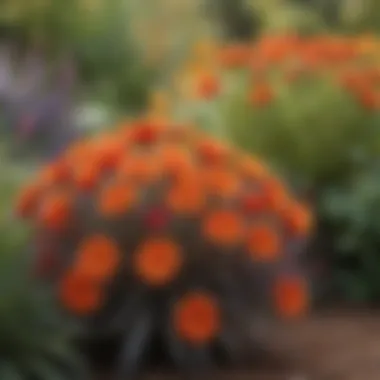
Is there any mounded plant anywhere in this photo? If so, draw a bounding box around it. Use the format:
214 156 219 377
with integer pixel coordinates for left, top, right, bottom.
15 117 313 376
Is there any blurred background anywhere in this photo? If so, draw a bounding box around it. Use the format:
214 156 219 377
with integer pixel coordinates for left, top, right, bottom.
1 0 380 379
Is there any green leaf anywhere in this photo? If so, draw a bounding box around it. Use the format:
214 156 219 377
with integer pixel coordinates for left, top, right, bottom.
0 361 24 380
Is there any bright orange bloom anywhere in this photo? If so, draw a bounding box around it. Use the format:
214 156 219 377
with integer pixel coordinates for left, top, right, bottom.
202 210 245 246
273 275 309 318
238 155 269 181
117 154 161 184
356 88 380 110
97 182 137 216
196 139 230 165
159 145 194 177
63 139 93 165
241 192 268 214
72 162 102 191
263 177 290 213
59 272 104 315
38 191 72 230
73 235 121 281
166 180 205 215
201 168 241 199
130 121 163 144
246 223 281 261
283 202 313 236
92 134 125 170
133 238 183 286
38 160 70 186
172 292 221 344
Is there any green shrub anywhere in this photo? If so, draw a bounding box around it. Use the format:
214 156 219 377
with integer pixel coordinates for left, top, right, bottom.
0 0 153 112
321 164 380 303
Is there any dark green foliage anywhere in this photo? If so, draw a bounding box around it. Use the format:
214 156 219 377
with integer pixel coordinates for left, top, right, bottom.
71 0 154 111
205 0 261 40
321 164 380 304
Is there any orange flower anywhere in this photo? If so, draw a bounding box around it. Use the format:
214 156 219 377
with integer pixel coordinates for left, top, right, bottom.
73 235 121 280
15 183 43 218
92 134 125 170
197 72 220 99
159 145 194 177
133 238 183 286
63 139 93 165
172 292 221 344
201 168 241 199
248 82 274 107
165 124 193 143
263 177 290 213
273 275 309 318
130 121 163 144
339 71 368 93
72 162 102 191
240 191 268 214
117 154 161 184
283 202 313 236
365 67 380 83
202 210 245 246
59 272 104 315
97 182 137 216
219 44 251 68
196 139 230 165
356 88 380 110
38 191 72 230
166 180 205 215
238 155 269 181
246 223 281 261
38 160 70 186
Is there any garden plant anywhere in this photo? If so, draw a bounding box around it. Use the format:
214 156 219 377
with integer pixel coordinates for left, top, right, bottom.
168 32 380 304
15 118 312 377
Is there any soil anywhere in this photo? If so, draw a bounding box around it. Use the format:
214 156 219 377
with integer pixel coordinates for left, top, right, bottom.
94 310 380 380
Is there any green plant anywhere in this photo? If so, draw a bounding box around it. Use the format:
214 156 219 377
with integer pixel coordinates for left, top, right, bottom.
0 0 153 112
247 0 326 35
227 71 378 187
321 164 380 304
0 224 87 380
14 119 312 376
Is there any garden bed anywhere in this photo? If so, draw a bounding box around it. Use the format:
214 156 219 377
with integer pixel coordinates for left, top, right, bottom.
95 311 380 380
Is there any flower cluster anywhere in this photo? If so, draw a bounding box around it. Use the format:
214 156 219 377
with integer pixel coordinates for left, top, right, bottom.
15 118 312 371
171 34 380 185
176 34 380 109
